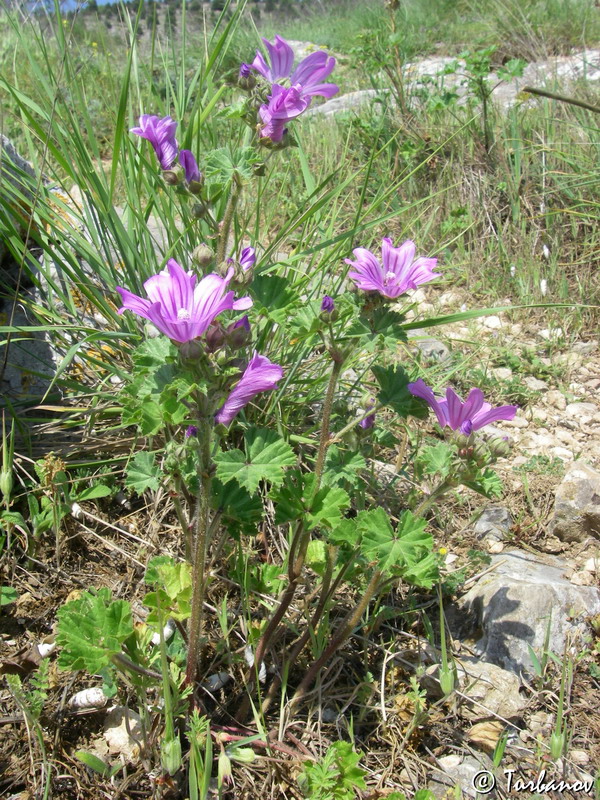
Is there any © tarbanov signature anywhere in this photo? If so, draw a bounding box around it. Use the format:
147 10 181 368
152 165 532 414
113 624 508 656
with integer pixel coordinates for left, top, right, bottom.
472 768 595 794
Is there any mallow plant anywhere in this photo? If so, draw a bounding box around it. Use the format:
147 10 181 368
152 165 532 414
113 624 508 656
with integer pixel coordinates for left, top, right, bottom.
54 32 517 785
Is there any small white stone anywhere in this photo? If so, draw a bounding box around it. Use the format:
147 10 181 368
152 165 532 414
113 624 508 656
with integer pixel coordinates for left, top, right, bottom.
570 570 594 586
482 315 502 330
200 672 231 693
584 557 599 573
570 749 590 765
546 390 566 411
524 376 548 391
492 367 512 381
488 541 504 554
550 447 574 461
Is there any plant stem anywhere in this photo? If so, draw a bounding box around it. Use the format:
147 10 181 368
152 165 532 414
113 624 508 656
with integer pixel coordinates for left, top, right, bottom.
216 173 242 265
185 415 213 688
413 479 454 517
237 359 345 719
288 569 383 715
311 358 343 498
329 401 385 445
112 652 163 681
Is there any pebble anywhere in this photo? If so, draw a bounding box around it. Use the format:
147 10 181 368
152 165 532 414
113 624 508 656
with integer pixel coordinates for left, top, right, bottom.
550 446 574 461
539 327 563 340
565 402 598 419
492 367 513 380
570 749 590 765
524 376 548 391
584 557 599 573
482 315 503 330
502 416 529 428
546 390 566 410
571 340 598 355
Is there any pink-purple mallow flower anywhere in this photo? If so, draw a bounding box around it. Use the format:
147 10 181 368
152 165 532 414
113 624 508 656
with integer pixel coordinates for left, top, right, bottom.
179 149 201 184
321 295 335 314
215 352 283 426
251 35 339 100
116 259 252 344
408 379 518 435
345 238 441 300
258 85 311 142
250 35 338 142
130 115 179 170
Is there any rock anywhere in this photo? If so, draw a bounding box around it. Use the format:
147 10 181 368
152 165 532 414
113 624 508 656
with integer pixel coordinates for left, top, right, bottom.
571 340 597 355
549 446 574 462
565 402 598 422
438 290 462 307
524 376 548 391
103 706 143 762
413 337 451 362
539 327 563 340
492 367 512 381
428 753 493 799
545 390 566 410
452 550 600 674
422 657 526 720
473 506 512 543
0 135 39 271
307 89 389 117
482 315 502 330
548 463 600 543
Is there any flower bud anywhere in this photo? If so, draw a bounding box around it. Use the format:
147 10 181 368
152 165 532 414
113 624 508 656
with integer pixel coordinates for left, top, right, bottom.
192 242 214 268
320 294 339 322
238 63 256 91
0 467 13 501
161 735 182 776
253 162 266 177
162 166 183 186
205 322 226 352
226 316 251 349
188 179 204 195
191 202 209 219
178 338 205 361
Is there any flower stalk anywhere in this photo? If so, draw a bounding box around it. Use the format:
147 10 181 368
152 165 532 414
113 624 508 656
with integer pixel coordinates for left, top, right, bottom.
184 412 213 688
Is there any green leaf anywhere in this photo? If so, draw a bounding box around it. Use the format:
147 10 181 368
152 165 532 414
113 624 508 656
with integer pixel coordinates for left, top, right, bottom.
324 447 366 488
144 557 192 623
358 508 436 585
77 484 111 501
272 472 348 530
214 427 295 494
306 540 328 576
349 308 408 349
250 276 298 323
56 588 134 674
372 365 428 418
125 451 161 495
328 518 361 550
306 483 349 530
75 750 114 777
464 468 503 498
204 146 262 185
298 741 366 800
212 479 263 536
132 337 176 368
418 443 454 477
0 586 18 606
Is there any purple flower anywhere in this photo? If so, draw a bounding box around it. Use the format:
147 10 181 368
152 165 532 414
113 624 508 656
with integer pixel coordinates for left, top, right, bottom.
239 63 253 79
179 149 201 184
258 84 311 142
131 114 179 171
345 238 441 300
116 259 252 344
408 379 518 435
251 36 339 100
359 408 376 430
239 247 256 271
185 425 198 438
321 295 335 313
215 352 283 426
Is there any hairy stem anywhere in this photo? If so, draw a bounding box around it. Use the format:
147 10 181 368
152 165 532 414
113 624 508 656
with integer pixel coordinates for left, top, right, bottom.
413 479 454 518
288 569 382 715
216 173 242 265
184 415 213 687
